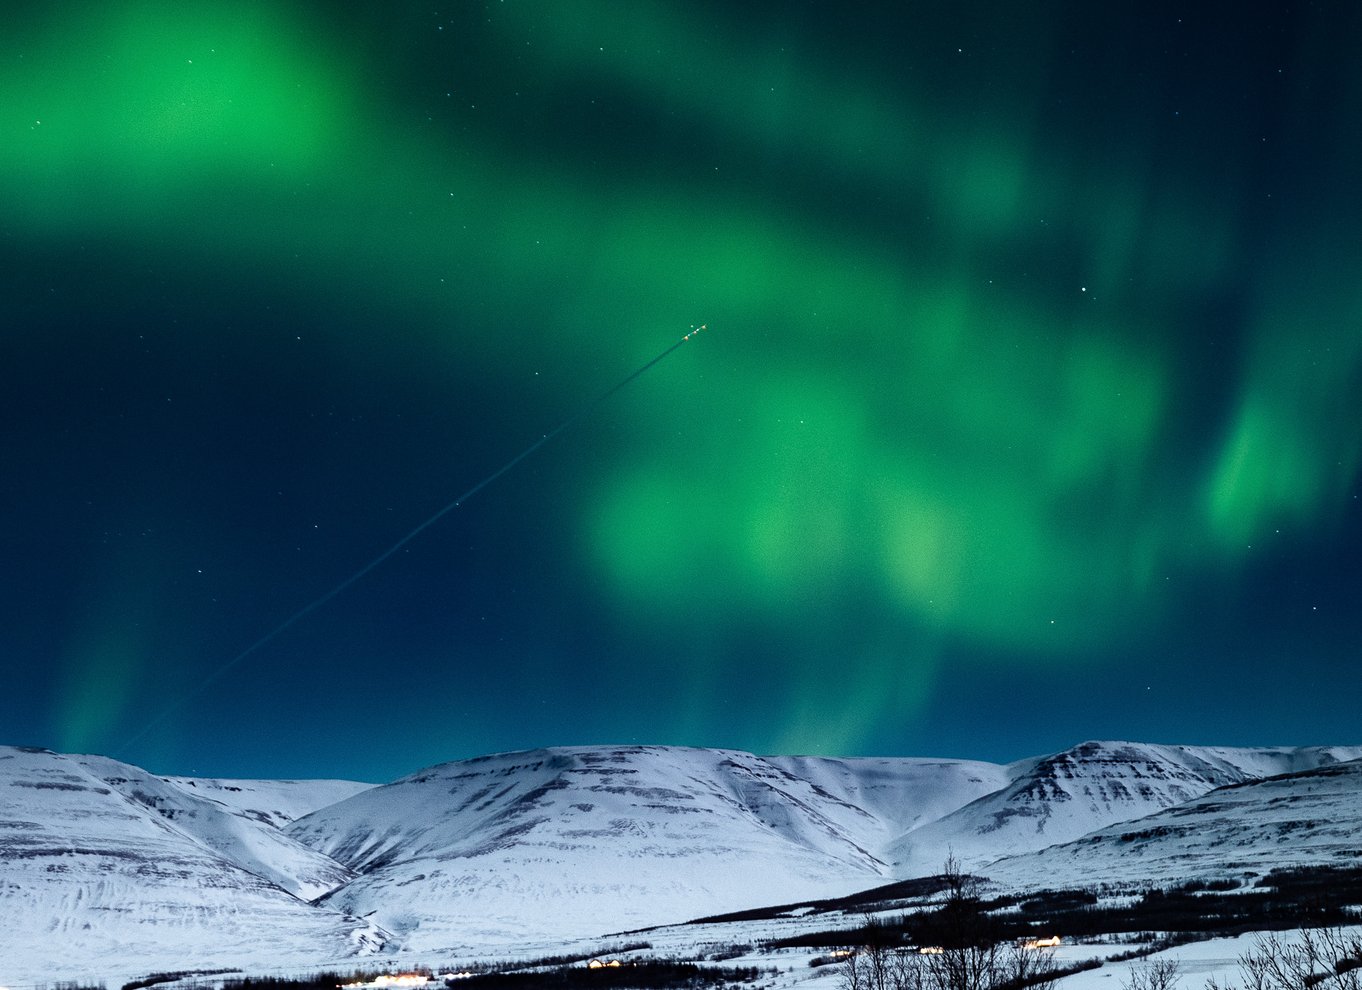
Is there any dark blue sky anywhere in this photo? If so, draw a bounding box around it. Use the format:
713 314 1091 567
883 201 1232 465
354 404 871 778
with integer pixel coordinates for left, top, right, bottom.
3 1 1360 782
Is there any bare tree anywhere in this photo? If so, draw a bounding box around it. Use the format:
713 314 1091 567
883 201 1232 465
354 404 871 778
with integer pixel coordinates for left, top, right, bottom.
841 943 923 990
840 945 869 990
1000 940 1061 990
840 857 1060 990
917 854 1004 990
1123 958 1181 990
920 935 1001 990
1206 928 1362 990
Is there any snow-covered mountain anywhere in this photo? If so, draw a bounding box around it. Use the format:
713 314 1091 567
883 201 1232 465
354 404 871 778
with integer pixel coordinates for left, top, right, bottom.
5 739 1362 985
284 745 1008 950
281 740 1362 949
887 740 1362 877
0 746 385 986
984 755 1362 889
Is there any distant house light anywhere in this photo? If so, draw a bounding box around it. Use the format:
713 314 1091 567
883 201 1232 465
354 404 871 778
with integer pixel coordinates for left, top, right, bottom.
339 975 432 989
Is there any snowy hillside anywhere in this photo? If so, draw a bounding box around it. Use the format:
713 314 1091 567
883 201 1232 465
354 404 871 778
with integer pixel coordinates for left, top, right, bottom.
281 741 1362 950
156 773 375 828
284 745 1007 950
888 740 1362 877
81 754 368 900
0 747 386 987
763 754 1014 841
984 756 1362 889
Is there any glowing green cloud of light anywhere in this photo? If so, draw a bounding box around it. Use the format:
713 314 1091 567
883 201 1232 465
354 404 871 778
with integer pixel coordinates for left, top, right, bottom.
53 546 161 756
3 4 351 228
9 2 1360 757
588 294 1172 655
1206 257 1362 550
58 627 146 757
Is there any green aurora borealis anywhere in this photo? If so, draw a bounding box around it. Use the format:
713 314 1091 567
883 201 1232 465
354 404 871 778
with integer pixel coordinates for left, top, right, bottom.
3 1 1360 779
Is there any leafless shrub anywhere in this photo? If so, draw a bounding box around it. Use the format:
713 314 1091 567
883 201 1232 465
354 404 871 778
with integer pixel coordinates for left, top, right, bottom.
840 857 1059 990
1122 958 1181 990
1205 929 1362 990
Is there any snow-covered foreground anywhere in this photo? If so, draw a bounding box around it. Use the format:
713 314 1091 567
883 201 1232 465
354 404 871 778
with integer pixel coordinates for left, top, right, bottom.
250 916 1358 990
1045 931 1328 990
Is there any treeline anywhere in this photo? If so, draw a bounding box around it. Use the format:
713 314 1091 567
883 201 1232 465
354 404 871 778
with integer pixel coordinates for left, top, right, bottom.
439 962 768 990
122 971 241 990
217 977 350 990
1006 865 1362 939
763 865 1362 951
205 963 768 990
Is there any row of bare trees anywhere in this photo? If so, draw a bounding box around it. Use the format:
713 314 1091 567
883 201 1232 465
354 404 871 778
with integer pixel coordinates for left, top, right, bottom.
1126 926 1362 990
839 857 1060 990
1223 928 1362 990
840 938 1060 990
841 856 1362 990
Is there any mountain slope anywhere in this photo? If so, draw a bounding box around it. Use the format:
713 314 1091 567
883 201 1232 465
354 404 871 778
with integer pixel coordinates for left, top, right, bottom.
157 773 375 829
85 754 366 900
285 741 1362 951
983 756 1362 889
763 754 1014 842
886 740 1362 877
285 745 1008 949
0 746 387 986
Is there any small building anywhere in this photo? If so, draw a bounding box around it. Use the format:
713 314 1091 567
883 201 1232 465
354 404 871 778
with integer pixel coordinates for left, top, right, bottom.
1020 936 1062 950
339 975 433 990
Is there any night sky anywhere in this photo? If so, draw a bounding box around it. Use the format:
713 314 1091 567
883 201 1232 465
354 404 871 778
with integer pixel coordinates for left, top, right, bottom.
4 1 1360 783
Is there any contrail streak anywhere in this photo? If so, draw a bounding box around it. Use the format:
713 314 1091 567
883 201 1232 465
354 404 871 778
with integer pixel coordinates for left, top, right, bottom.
117 325 707 756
